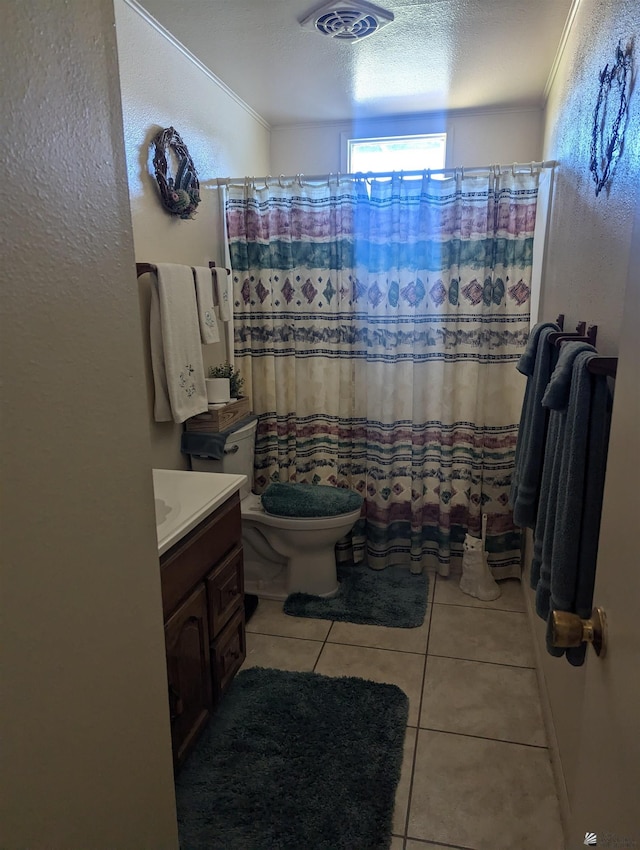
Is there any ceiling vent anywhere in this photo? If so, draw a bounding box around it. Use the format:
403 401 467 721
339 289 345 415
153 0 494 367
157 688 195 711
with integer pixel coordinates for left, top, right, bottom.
300 0 394 42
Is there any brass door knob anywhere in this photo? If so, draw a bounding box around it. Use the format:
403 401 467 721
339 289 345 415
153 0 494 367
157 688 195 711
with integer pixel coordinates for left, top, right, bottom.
550 607 607 657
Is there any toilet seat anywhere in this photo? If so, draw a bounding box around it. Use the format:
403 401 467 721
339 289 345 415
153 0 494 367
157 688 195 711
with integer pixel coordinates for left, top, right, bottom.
261 481 363 519
241 492 362 531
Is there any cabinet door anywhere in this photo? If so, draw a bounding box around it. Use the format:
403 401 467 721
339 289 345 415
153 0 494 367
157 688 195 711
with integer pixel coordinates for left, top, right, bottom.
165 584 213 770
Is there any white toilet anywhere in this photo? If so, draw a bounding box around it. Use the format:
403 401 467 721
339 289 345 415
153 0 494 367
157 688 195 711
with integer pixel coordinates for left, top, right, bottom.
190 419 362 600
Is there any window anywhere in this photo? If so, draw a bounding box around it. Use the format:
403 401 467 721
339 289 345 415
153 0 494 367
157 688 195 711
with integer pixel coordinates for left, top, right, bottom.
347 133 447 175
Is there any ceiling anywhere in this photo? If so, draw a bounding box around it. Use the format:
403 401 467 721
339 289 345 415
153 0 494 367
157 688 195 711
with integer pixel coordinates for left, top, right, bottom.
137 0 575 126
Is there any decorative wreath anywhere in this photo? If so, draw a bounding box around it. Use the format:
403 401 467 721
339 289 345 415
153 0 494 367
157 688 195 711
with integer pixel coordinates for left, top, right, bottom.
589 42 633 197
151 126 201 220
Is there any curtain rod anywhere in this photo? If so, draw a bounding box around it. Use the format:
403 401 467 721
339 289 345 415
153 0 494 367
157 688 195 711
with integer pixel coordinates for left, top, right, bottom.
215 160 558 187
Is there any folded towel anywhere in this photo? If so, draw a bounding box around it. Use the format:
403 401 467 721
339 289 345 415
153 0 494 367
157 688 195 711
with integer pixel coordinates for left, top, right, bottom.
211 266 231 322
181 430 227 460
149 263 208 423
510 322 560 528
546 351 611 665
530 341 596 615
181 415 259 460
192 266 220 344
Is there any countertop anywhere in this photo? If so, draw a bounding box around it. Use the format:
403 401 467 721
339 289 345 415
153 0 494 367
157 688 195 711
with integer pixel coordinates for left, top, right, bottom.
152 468 246 556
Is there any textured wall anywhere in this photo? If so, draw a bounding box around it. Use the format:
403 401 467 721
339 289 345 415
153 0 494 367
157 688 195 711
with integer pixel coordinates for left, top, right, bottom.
0 1 178 848
540 0 639 355
527 0 639 827
115 0 271 469
270 108 544 175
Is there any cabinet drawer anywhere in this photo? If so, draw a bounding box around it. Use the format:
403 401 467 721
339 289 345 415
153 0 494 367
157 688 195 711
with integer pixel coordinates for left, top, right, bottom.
211 608 246 699
160 492 241 618
207 545 244 640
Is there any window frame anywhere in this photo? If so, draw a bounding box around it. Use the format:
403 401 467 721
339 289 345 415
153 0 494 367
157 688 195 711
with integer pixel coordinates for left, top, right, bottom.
342 132 448 175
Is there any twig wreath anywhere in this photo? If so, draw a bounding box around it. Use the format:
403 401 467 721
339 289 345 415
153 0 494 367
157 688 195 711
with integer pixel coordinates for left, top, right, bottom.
151 126 201 219
589 41 633 197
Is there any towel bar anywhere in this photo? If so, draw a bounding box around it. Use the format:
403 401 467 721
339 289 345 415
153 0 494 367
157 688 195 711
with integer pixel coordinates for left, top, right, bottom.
136 262 231 278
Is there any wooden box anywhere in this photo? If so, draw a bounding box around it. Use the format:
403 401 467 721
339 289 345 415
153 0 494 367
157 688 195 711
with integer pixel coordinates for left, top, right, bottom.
185 397 251 433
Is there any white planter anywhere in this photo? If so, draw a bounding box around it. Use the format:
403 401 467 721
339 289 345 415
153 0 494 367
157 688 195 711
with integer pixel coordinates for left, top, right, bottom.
205 377 230 404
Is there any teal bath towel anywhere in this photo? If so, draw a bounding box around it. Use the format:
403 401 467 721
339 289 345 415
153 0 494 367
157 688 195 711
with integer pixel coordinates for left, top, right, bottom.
510 322 560 528
530 342 612 666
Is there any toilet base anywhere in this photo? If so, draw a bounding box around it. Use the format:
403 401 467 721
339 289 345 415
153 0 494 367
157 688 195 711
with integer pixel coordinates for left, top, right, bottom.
244 562 340 601
241 517 344 601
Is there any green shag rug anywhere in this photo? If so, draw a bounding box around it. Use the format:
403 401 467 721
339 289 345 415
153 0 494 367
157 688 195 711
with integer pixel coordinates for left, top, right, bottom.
284 562 429 628
175 667 408 850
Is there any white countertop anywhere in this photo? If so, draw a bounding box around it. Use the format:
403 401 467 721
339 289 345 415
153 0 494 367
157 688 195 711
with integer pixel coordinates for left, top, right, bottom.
152 468 246 556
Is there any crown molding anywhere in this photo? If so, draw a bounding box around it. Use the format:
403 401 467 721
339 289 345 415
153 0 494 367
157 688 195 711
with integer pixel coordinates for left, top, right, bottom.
122 0 271 131
543 0 583 103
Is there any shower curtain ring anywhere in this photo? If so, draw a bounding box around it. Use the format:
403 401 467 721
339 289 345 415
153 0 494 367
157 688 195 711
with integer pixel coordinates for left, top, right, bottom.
530 161 536 175
512 162 517 177
327 172 333 187
279 174 285 188
264 175 272 189
460 165 465 179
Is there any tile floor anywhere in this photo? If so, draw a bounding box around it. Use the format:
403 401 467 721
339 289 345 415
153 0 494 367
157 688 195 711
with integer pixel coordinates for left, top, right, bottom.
241 573 565 850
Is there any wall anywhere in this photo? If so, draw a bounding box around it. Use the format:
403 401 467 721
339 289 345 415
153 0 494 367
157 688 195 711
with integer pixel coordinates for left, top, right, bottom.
114 0 271 470
525 0 639 830
271 108 544 175
0 2 178 848
539 0 639 356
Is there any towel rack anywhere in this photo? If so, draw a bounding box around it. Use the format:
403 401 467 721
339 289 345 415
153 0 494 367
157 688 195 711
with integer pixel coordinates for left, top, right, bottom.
586 357 617 377
550 315 617 377
136 262 157 277
135 262 231 278
548 323 598 348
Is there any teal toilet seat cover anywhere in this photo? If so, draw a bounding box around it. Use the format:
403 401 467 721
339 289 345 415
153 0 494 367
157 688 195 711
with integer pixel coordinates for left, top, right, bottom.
261 483 363 518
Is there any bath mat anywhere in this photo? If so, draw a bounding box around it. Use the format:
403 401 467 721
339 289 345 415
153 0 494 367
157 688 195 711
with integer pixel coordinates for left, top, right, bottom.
175 667 408 850
283 562 429 628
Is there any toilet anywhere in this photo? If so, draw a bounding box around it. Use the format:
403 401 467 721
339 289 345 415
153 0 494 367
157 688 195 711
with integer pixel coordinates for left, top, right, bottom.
189 419 362 600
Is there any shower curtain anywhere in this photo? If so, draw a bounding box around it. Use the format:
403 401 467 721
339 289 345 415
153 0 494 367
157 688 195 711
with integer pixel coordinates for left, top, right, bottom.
226 170 539 577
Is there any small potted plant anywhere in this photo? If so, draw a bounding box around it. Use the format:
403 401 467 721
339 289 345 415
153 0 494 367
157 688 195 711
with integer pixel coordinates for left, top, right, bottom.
207 363 244 403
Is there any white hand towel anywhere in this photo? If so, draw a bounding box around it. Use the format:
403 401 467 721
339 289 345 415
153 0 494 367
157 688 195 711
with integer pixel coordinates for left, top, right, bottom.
211 266 231 322
192 266 220 344
149 263 208 423
217 184 233 320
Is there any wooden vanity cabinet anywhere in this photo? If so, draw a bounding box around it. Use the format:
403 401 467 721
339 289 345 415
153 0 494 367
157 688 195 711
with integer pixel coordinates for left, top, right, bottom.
160 491 246 771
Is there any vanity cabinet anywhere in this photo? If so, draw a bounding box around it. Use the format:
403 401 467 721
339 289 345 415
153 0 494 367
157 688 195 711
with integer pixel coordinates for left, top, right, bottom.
160 491 245 770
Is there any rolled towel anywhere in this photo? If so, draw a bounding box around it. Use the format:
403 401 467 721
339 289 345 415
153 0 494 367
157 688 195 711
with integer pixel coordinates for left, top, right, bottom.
211 266 231 321
192 266 220 344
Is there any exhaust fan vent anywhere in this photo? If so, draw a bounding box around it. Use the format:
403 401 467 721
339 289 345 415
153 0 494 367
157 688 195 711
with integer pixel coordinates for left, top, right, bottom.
300 1 394 42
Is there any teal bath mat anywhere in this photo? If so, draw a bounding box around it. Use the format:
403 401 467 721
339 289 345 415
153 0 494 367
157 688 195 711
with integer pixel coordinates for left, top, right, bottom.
284 562 429 628
175 667 408 850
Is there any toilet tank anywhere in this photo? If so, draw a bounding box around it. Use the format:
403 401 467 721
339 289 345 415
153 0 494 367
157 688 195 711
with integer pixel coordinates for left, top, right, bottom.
190 418 256 498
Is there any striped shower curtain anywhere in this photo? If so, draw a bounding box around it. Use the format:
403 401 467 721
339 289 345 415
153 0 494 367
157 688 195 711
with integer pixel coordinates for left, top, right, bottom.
226 171 538 577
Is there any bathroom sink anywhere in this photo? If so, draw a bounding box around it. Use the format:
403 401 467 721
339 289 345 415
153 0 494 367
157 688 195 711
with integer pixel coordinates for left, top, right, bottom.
152 468 246 555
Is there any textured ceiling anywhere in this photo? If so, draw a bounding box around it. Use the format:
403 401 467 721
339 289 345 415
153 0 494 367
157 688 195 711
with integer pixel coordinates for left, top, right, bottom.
137 0 574 126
